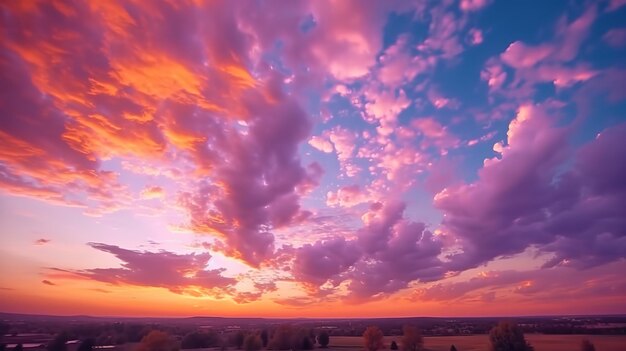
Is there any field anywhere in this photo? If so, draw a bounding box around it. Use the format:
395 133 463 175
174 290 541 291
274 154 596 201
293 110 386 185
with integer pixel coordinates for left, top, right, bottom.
329 335 626 351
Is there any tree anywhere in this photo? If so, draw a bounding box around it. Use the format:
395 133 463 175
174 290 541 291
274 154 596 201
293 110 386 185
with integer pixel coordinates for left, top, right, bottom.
182 331 220 349
580 339 595 351
269 326 294 350
14 345 23 351
136 330 178 351
48 332 70 351
401 326 423 351
243 335 262 351
78 339 95 351
488 321 533 351
260 330 269 348
300 336 313 351
363 326 384 351
450 346 458 351
390 341 398 350
234 331 246 350
317 332 329 349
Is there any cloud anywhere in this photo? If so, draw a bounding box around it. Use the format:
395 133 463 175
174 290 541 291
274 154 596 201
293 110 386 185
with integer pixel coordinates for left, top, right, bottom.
413 261 626 303
140 186 164 200
326 185 370 208
292 201 446 301
34 238 51 245
308 136 334 153
603 28 626 48
42 280 56 286
459 0 491 12
435 104 626 272
58 243 237 298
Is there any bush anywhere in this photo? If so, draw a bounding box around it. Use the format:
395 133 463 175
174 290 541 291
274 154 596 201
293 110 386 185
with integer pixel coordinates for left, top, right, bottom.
581 339 595 351
181 331 221 349
401 326 423 351
488 321 533 351
269 326 294 350
363 326 384 351
317 332 329 348
78 339 95 351
136 330 178 351
243 335 262 351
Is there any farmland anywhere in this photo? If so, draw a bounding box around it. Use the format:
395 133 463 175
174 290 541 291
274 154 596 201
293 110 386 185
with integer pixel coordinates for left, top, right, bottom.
329 335 626 351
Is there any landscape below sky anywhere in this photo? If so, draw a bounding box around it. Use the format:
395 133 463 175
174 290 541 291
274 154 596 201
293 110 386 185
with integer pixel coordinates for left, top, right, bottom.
1 0 626 318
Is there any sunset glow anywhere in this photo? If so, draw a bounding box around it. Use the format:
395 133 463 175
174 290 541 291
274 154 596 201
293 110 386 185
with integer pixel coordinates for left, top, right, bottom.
1 0 626 318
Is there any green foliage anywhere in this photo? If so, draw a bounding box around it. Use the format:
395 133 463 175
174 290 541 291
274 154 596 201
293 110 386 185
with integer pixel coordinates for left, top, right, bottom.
580 339 595 351
488 321 534 351
243 335 262 351
363 326 384 351
317 331 329 348
181 331 221 349
401 326 423 351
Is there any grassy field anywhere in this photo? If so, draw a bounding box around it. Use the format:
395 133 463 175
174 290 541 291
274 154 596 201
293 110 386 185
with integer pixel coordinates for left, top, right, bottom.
329 334 626 351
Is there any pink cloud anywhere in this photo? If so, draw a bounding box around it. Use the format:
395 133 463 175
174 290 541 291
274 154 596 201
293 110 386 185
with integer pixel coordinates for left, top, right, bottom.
459 0 491 12
603 28 626 48
414 261 626 304
501 41 554 68
467 28 484 45
34 238 51 245
481 61 507 90
308 135 334 153
607 0 626 11
326 185 369 208
327 126 360 177
140 186 164 199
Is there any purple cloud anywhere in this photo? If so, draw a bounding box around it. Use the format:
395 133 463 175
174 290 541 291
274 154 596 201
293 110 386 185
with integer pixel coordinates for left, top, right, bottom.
59 243 236 297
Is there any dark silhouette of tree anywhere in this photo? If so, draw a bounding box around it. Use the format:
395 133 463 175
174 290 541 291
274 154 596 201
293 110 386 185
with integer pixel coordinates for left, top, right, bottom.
488 321 534 351
450 345 458 351
136 330 178 351
260 330 269 348
48 332 70 351
300 336 313 351
401 326 423 351
13 344 23 351
182 331 220 349
363 326 384 351
317 332 329 349
234 331 246 350
390 341 398 350
78 339 95 351
269 325 294 350
243 335 262 351
581 339 595 351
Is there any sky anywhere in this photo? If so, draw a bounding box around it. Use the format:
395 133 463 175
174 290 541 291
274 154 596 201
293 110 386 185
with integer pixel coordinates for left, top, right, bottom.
1 0 625 318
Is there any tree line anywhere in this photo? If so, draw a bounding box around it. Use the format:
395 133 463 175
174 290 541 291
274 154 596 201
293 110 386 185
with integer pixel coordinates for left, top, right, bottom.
4 321 599 351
